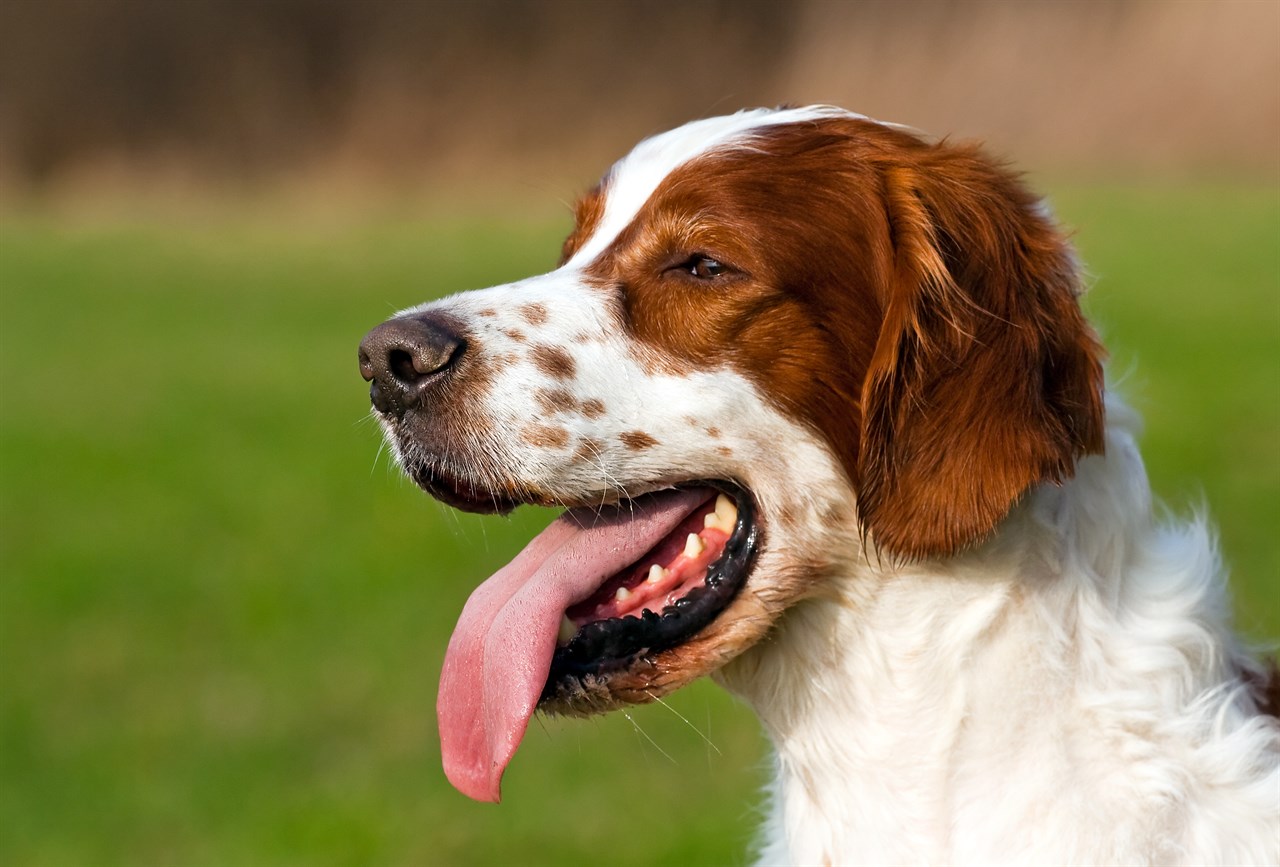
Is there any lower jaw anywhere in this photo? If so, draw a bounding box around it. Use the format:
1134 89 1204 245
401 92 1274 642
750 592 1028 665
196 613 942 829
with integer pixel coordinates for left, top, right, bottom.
540 482 760 705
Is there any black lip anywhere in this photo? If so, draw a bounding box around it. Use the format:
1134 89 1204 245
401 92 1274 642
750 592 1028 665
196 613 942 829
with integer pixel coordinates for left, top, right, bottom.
407 461 520 515
539 482 759 702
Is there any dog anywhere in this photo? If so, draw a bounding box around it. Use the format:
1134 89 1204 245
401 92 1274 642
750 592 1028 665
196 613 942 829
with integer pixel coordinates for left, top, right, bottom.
358 106 1279 865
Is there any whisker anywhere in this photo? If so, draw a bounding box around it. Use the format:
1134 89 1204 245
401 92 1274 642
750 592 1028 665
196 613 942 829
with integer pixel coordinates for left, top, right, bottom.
370 438 390 478
622 710 675 765
646 690 722 756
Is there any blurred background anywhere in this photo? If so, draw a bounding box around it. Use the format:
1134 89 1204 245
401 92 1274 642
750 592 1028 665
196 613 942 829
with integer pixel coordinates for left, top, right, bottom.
1 1 1276 864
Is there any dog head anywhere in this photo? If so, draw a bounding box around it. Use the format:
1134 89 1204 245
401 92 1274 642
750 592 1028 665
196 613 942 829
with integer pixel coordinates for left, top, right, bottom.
358 106 1105 801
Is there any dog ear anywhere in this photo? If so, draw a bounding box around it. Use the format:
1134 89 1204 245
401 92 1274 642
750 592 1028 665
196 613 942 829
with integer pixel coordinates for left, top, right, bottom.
855 150 1105 559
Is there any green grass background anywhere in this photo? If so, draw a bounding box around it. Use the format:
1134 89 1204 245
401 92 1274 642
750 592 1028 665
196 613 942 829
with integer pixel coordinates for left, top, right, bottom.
2 184 1277 866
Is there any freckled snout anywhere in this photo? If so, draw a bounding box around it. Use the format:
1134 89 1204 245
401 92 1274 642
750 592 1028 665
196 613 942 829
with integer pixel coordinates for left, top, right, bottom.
358 314 465 418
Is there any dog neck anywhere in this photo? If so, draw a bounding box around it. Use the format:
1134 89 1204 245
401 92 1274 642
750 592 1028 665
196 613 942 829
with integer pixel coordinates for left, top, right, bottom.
717 401 1275 865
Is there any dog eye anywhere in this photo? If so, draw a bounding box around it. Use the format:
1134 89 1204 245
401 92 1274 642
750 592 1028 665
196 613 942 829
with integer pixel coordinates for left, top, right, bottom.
686 255 727 279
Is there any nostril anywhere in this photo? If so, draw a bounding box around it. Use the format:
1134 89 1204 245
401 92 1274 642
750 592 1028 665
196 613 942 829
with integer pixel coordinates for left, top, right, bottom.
358 350 375 382
389 348 422 383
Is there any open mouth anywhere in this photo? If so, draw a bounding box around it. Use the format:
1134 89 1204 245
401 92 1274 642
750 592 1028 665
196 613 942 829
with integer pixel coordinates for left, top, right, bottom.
543 484 757 701
434 480 760 803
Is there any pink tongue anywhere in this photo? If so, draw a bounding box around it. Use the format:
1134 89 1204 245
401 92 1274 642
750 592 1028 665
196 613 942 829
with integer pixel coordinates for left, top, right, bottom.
437 487 713 802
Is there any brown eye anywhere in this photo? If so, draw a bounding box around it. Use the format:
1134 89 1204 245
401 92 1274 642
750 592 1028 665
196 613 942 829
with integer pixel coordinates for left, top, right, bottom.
688 255 726 279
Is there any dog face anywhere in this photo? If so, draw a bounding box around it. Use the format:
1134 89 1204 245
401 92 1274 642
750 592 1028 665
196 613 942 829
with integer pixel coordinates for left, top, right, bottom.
358 106 1105 801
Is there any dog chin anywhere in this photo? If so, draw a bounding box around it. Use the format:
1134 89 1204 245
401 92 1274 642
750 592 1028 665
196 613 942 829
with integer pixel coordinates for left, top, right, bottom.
537 587 777 716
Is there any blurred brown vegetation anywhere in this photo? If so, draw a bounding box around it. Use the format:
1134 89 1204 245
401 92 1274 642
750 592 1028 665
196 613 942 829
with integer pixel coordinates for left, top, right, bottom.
0 0 1276 207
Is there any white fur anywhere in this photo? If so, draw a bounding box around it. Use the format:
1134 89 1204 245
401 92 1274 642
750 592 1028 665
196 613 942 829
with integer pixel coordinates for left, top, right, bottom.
566 105 870 268
722 395 1279 865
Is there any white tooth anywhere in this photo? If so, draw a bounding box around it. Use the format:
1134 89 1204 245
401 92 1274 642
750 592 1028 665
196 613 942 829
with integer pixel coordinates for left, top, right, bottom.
615 586 632 602
647 564 666 583
705 508 733 534
715 494 738 527
684 533 704 558
557 615 577 645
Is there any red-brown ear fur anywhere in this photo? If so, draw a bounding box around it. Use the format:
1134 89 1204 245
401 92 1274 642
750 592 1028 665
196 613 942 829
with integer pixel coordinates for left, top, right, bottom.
857 146 1106 559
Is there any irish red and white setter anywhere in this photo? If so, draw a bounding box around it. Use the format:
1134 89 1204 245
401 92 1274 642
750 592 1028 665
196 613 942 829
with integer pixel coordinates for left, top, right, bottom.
359 106 1278 865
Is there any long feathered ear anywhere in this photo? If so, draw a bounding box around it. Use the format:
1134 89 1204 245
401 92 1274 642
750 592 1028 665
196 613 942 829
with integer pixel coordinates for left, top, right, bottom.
856 148 1106 559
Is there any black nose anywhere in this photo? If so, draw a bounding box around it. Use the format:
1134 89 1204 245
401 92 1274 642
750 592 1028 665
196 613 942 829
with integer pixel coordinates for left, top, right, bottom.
358 314 465 417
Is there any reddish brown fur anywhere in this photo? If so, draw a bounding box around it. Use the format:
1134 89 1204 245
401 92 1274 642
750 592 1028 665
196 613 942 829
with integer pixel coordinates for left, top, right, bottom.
531 345 577 380
857 138 1105 557
533 388 608 421
619 431 659 450
573 437 605 462
534 388 578 414
519 303 549 326
522 424 570 449
573 117 1104 559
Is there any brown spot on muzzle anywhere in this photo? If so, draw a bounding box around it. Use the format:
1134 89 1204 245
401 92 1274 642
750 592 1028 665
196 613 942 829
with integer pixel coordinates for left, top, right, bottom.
531 345 577 379
534 388 579 414
520 303 549 325
572 437 605 462
619 431 658 450
522 424 570 449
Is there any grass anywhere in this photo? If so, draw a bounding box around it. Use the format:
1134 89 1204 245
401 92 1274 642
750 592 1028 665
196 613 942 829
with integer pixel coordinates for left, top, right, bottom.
1 183 1277 866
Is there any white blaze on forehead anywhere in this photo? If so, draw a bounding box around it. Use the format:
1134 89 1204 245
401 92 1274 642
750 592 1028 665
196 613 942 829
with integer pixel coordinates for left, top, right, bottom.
564 105 873 269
